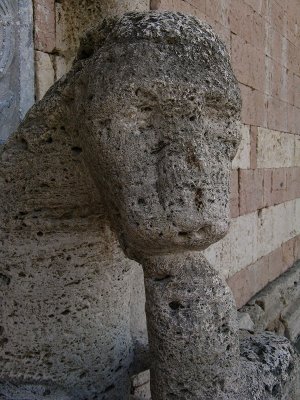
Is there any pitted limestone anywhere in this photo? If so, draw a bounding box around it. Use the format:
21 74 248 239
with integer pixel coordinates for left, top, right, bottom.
0 11 298 400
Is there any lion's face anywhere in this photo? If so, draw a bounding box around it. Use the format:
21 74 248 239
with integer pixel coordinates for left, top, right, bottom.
82 77 240 257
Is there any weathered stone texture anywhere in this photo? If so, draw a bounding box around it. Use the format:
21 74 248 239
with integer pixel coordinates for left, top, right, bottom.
0 91 139 397
142 253 239 400
76 13 243 397
0 11 241 399
1 10 299 400
76 12 241 260
239 332 300 400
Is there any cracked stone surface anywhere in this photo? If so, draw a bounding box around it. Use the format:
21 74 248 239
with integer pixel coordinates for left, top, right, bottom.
0 11 298 400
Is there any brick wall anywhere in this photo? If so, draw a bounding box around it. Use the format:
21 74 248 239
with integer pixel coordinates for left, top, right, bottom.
33 0 300 308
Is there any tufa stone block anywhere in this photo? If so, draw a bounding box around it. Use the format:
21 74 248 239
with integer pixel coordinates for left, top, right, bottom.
35 50 55 100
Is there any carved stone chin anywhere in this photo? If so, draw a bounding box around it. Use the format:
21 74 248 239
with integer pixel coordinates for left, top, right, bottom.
0 11 298 400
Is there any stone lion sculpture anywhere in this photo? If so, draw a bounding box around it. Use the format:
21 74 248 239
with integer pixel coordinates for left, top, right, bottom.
0 11 298 400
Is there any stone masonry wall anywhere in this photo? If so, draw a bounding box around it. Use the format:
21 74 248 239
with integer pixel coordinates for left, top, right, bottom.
32 0 300 309
33 0 150 100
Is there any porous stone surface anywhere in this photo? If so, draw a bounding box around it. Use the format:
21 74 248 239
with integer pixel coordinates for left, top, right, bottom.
78 14 242 398
0 107 139 398
0 11 298 400
239 332 300 399
0 383 71 399
77 12 241 258
0 11 241 399
142 252 239 400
